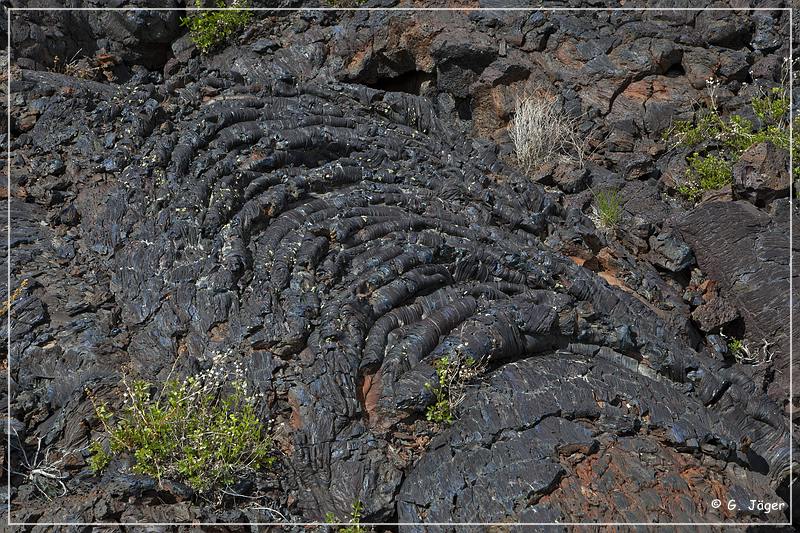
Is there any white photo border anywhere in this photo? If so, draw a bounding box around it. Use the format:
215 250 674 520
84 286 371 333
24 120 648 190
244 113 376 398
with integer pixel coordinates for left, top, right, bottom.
4 4 794 528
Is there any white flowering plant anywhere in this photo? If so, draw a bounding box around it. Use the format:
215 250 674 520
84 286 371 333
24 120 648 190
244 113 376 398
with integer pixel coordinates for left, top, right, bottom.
664 65 796 201
87 354 273 493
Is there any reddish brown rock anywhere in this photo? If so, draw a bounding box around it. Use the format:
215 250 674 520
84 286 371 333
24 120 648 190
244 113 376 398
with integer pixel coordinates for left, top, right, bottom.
691 294 741 333
732 141 790 207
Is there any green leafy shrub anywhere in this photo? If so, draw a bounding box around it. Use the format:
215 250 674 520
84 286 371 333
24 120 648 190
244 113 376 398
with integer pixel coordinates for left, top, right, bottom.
664 112 721 148
728 338 744 358
752 86 790 125
88 440 111 473
88 364 273 493
325 501 367 532
665 84 791 154
593 188 621 228
425 358 456 424
424 355 484 424
677 153 733 201
664 70 796 200
180 0 253 54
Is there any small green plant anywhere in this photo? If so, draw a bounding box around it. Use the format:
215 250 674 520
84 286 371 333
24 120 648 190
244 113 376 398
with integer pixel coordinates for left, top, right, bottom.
665 81 791 154
424 355 484 424
593 188 621 228
425 394 453 424
677 153 733 201
728 338 744 358
663 112 719 147
425 358 456 424
325 501 367 532
664 66 797 201
180 0 253 54
722 334 774 365
88 359 273 493
752 86 790 125
87 440 111 474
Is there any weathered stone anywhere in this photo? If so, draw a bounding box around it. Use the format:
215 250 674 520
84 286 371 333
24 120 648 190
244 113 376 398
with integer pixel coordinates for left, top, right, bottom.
251 38 280 54
399 354 790 525
552 164 588 193
647 231 695 272
701 184 734 204
606 119 638 152
12 1 182 74
749 54 783 82
682 47 750 90
621 153 656 180
618 180 674 226
607 75 699 135
691 295 741 333
674 200 792 406
732 141 790 207
695 11 754 49
751 12 783 52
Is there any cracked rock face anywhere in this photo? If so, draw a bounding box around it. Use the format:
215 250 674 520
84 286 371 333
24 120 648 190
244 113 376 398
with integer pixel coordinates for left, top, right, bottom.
4 5 797 528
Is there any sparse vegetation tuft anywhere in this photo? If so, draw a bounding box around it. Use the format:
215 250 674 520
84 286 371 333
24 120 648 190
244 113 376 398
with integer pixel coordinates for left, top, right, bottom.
180 0 253 54
509 93 585 175
10 429 69 501
2 278 29 318
88 358 273 493
425 355 485 424
727 338 744 358
593 188 622 228
52 50 118 82
725 336 774 366
325 500 367 532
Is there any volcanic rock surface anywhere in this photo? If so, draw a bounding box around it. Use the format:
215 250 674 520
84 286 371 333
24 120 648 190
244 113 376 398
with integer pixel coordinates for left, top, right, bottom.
2 2 797 530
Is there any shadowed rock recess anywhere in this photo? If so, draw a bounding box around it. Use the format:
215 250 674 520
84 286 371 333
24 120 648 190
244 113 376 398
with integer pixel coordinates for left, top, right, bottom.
3 3 798 529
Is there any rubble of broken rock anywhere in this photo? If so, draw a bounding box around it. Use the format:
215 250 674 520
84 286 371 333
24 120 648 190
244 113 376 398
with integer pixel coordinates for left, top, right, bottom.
2 3 798 529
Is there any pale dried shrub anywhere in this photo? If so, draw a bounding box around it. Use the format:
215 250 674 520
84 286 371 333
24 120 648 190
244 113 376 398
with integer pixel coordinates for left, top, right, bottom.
508 93 585 174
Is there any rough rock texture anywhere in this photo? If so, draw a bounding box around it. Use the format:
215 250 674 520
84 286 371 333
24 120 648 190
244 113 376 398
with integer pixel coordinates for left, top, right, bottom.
400 354 787 525
10 0 184 75
691 291 741 333
732 141 790 207
3 3 796 529
674 200 794 412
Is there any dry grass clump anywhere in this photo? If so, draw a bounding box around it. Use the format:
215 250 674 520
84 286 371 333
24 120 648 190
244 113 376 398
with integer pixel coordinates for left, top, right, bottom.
52 50 118 82
508 93 585 174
